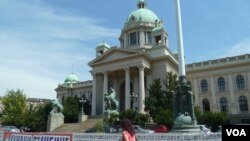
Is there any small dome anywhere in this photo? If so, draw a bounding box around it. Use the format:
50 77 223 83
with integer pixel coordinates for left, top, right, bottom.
97 42 110 49
126 9 159 26
125 0 160 27
64 73 79 84
152 26 164 32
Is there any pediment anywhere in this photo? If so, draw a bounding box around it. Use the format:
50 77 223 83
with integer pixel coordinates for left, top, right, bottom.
89 48 141 65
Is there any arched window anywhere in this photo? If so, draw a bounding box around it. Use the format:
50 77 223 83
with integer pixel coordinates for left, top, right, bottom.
202 99 210 112
239 96 248 111
218 77 225 92
220 97 228 112
200 79 208 93
129 32 137 45
236 75 245 90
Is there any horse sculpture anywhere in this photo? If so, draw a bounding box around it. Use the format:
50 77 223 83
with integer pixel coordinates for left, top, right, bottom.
50 99 64 114
104 87 119 114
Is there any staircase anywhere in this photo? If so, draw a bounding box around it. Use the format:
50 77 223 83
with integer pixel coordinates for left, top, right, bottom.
52 116 103 133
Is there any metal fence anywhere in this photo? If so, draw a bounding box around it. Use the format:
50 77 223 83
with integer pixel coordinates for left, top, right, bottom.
0 132 3 141
73 132 222 141
0 131 221 141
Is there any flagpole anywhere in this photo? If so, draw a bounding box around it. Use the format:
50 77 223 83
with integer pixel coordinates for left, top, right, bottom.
175 0 186 76
172 0 198 130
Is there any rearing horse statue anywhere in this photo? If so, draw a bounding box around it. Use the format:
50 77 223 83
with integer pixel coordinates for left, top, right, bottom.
104 87 119 114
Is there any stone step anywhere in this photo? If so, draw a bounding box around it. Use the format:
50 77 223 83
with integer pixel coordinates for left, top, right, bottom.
52 116 103 133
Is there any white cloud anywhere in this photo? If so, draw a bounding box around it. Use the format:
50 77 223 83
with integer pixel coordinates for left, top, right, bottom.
0 0 119 99
223 38 250 57
0 66 58 99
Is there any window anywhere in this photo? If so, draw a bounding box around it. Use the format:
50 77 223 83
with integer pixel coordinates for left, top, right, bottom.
200 79 208 93
239 96 248 112
218 77 225 92
202 99 210 112
236 75 245 90
145 31 152 45
155 35 161 45
129 32 137 45
139 3 145 8
220 97 228 112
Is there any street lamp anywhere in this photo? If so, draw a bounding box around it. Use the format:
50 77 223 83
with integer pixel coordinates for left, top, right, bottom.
79 97 87 115
130 91 137 110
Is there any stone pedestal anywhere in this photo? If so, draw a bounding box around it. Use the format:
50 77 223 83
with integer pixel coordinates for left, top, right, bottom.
78 112 88 123
103 111 110 123
171 76 201 133
47 113 64 132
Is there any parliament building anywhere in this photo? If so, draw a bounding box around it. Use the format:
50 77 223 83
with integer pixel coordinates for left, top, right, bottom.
55 0 250 124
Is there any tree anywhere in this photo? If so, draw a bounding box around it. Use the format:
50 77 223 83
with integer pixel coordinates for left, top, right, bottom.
0 89 53 131
108 109 149 127
24 101 52 132
200 111 228 132
144 78 165 119
163 71 178 110
62 96 79 123
144 72 178 127
194 105 203 124
1 89 27 127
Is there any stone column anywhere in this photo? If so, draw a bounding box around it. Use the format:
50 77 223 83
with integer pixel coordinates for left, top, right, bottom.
210 76 218 112
139 28 145 47
103 72 108 113
138 65 145 113
247 71 250 110
91 73 97 116
125 67 130 110
247 71 250 91
193 78 199 106
228 74 237 114
161 33 164 46
134 77 139 109
124 33 127 48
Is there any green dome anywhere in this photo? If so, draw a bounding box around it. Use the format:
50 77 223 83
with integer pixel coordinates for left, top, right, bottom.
64 73 79 84
126 8 159 26
152 26 164 32
97 42 110 48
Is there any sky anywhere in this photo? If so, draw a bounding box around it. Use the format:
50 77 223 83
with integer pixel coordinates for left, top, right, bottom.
0 0 250 99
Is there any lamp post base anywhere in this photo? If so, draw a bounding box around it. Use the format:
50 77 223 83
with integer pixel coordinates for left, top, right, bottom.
78 113 88 123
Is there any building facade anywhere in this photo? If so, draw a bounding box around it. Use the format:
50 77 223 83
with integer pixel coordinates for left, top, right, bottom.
186 54 250 124
55 0 250 124
56 0 178 115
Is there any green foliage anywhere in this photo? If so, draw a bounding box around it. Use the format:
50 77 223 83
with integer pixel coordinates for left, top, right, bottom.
144 72 178 127
163 72 178 111
108 113 119 125
200 111 228 132
0 89 52 132
25 102 52 132
154 109 173 127
144 78 165 119
1 89 27 127
108 109 149 127
62 96 79 123
194 106 203 124
119 109 137 121
134 113 149 127
93 121 104 133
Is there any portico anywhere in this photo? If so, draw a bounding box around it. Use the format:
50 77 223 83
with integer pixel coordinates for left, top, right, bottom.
89 48 151 115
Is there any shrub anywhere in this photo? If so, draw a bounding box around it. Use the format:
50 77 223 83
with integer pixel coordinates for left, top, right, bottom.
93 121 104 133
